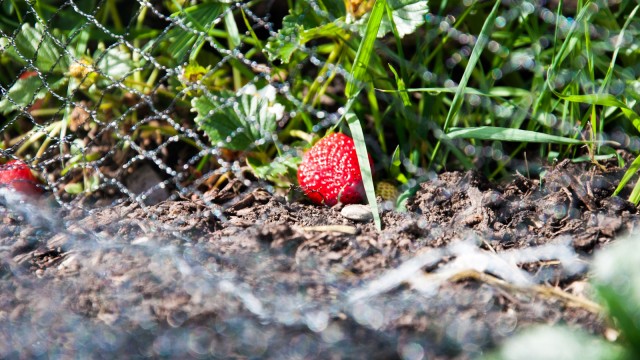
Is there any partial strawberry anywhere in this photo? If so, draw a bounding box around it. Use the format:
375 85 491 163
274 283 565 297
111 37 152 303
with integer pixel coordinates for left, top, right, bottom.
19 70 38 80
0 160 42 196
297 133 372 206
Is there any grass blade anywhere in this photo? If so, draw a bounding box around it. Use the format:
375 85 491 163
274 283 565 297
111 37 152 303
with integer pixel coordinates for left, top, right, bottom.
601 5 639 92
346 0 386 98
613 154 640 202
553 93 640 132
382 86 532 98
346 112 381 231
443 0 501 130
430 0 501 164
224 6 242 91
447 126 599 145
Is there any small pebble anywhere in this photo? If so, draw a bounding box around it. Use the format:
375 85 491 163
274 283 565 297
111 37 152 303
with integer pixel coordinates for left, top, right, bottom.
340 204 373 222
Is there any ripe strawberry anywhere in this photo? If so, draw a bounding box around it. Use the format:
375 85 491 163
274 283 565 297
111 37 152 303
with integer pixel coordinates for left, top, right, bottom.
297 133 372 206
0 160 41 196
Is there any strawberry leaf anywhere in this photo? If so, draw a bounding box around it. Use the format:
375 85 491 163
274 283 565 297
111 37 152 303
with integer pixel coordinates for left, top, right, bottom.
265 14 308 63
265 12 348 63
248 155 301 187
94 46 134 80
0 23 70 72
192 88 280 152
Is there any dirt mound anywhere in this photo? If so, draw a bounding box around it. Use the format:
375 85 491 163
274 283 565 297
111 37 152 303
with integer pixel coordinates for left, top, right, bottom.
0 160 636 358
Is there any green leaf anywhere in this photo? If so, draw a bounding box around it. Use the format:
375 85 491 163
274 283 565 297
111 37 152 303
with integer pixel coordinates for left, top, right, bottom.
317 0 346 18
388 64 410 106
247 155 301 187
592 234 640 357
395 183 418 212
94 46 134 80
193 87 280 152
345 112 381 231
346 0 386 98
265 14 345 63
389 145 407 184
264 20 301 63
64 183 84 195
447 127 592 145
484 326 627 360
0 23 70 72
161 3 225 65
0 75 44 115
0 74 64 115
350 0 428 38
444 0 500 132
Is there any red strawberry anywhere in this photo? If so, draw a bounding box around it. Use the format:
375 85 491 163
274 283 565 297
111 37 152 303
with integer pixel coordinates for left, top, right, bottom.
0 160 42 196
297 133 372 206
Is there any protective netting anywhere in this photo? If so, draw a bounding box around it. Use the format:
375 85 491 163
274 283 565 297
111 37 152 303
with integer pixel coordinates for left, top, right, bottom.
1 1 281 213
1 0 639 358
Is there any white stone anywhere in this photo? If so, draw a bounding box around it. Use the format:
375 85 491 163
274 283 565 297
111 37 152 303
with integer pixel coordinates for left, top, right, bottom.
340 204 373 222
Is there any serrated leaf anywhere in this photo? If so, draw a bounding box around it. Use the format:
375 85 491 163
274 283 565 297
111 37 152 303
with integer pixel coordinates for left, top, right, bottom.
265 14 346 63
247 155 301 186
0 76 45 115
350 0 428 38
265 14 305 63
0 23 70 72
193 89 279 151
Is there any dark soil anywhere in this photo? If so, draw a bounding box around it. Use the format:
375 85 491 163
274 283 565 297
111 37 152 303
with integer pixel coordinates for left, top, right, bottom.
0 160 636 359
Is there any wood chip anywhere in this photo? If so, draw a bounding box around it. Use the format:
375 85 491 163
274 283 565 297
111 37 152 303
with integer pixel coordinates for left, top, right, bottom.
299 225 358 234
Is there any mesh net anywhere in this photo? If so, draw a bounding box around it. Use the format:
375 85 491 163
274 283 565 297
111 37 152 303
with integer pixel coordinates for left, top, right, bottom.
1 1 282 213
